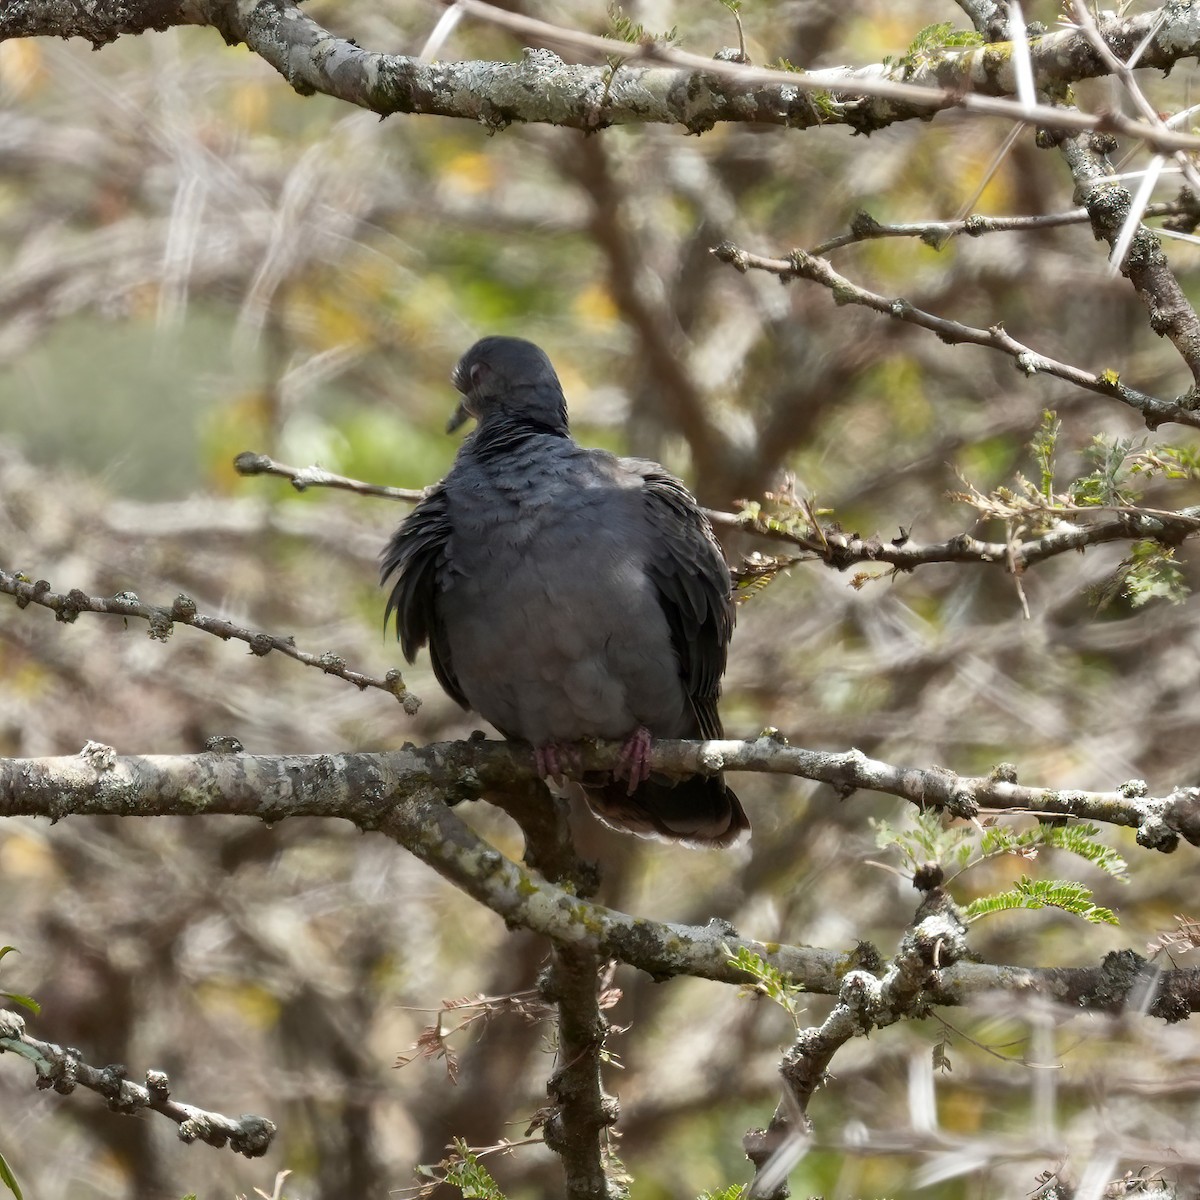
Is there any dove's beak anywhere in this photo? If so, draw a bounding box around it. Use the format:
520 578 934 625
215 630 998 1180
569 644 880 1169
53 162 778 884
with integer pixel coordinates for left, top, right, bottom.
446 401 472 434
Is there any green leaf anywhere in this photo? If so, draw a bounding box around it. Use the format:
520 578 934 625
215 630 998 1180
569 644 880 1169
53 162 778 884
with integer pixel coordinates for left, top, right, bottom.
1068 434 1141 508
1031 409 1060 501
978 822 1128 882
699 1187 746 1200
443 1140 507 1200
0 992 40 1017
607 5 677 46
1125 543 1188 608
899 22 983 71
726 946 804 1028
871 811 973 873
964 876 1117 925
0 1148 23 1200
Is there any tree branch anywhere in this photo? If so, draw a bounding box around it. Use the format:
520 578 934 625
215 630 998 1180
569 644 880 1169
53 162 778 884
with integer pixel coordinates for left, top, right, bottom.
0 568 420 712
748 888 972 1196
236 451 1200 581
502 783 619 1200
808 199 1195 256
7 0 1200 150
0 1008 276 1157
8 735 1197 851
711 501 1200 574
712 241 1200 431
2 745 1199 1030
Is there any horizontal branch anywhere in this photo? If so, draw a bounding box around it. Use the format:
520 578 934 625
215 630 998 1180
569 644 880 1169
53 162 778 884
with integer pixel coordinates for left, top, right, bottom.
710 503 1200 574
808 199 1196 256
238 451 1200 578
2 742 1199 1019
713 241 1200 432
0 568 420 712
454 0 1200 145
2 737 1197 852
6 0 1200 149
0 1008 276 1157
231 451 427 502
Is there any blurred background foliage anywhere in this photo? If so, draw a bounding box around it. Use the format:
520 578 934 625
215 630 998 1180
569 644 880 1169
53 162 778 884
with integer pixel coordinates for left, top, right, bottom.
3 0 1200 1196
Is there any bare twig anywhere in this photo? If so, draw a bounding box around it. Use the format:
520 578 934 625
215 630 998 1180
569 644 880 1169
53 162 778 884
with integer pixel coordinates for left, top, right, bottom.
0 569 421 711
808 200 1192 256
749 890 970 1196
712 242 1200 431
0 1008 276 1157
233 451 427 502
237 450 1200 576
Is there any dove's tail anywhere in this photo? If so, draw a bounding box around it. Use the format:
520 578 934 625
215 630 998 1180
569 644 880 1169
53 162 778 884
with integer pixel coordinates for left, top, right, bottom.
583 774 749 849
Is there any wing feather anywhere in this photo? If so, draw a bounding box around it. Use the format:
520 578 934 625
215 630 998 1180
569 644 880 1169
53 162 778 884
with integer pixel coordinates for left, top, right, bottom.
634 464 734 741
380 486 468 710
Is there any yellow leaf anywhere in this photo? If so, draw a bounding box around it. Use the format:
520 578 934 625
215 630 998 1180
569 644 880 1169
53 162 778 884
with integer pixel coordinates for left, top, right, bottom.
194 979 282 1029
0 831 61 881
572 283 619 327
441 151 496 195
0 41 44 98
229 82 271 131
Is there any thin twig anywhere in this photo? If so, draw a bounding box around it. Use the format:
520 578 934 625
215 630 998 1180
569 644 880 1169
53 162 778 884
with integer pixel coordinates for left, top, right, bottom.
0 569 420 711
0 1009 276 1157
809 200 1190 256
712 242 1200 431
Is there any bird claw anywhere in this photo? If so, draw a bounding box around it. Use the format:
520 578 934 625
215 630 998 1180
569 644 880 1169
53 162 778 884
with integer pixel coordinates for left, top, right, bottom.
534 743 581 786
615 726 653 795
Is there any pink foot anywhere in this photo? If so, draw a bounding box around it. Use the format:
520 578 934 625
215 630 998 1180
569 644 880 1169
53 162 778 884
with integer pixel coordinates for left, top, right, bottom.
535 743 581 786
615 726 653 795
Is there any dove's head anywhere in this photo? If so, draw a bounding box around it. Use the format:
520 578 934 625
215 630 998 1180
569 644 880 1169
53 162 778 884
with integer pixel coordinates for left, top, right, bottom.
447 336 569 435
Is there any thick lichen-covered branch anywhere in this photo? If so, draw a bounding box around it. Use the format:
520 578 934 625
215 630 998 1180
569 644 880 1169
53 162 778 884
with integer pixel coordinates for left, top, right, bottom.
6 0 1200 149
3 743 1200 1022
4 739 1199 851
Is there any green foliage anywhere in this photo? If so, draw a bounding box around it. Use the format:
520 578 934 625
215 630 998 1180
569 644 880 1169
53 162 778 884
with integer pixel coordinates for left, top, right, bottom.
959 414 1196 610
1092 541 1190 611
963 877 1117 925
871 811 975 875
874 816 1125 928
1031 409 1060 501
726 945 805 1030
1123 542 1188 607
1131 442 1200 481
715 0 743 13
603 5 679 97
607 5 678 46
436 1140 507 1200
0 1150 22 1200
887 22 984 72
1069 434 1140 508
698 1186 746 1200
977 822 1128 882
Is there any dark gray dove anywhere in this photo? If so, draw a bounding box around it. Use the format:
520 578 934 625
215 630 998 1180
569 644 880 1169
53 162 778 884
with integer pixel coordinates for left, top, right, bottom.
381 336 749 848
